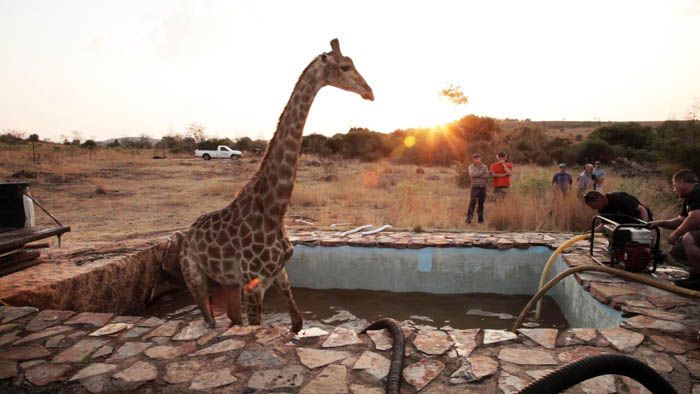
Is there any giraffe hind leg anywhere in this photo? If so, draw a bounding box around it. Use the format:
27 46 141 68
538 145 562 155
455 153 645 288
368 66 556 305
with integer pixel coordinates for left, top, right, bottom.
273 268 303 333
181 255 216 328
224 284 243 327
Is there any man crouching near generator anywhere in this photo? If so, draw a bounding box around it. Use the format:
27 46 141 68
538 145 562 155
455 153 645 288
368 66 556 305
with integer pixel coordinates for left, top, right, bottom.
648 169 700 290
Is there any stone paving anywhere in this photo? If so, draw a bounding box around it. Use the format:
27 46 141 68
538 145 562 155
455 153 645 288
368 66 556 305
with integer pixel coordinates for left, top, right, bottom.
0 230 699 392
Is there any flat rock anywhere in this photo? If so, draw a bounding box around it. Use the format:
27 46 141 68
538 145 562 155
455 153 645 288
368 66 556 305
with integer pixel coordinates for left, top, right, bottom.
220 325 260 337
0 344 50 360
89 323 130 337
622 376 653 394
113 360 158 382
648 294 695 309
449 328 479 357
581 375 616 394
571 328 598 343
675 354 700 379
623 315 693 337
70 363 118 381
649 334 699 354
20 360 45 369
189 368 237 390
413 330 452 355
366 329 392 351
498 372 529 394
322 310 357 324
300 364 347 394
296 327 329 341
111 316 142 324
248 365 305 390
499 347 556 365
296 348 352 369
163 360 203 384
525 369 555 380
173 319 211 341
14 325 72 345
236 350 283 369
589 283 637 303
25 310 75 332
53 338 107 363
639 350 673 373
622 306 688 321
145 343 195 360
65 312 113 327
0 360 18 379
352 351 390 381
600 327 644 352
402 358 444 391
483 329 517 345
0 330 20 346
558 347 609 363
107 341 153 361
91 345 113 359
518 328 558 349
256 325 291 345
322 327 363 348
189 338 246 357
1 306 38 323
143 320 181 339
137 317 166 327
450 355 498 383
25 363 71 385
121 326 151 339
350 384 383 394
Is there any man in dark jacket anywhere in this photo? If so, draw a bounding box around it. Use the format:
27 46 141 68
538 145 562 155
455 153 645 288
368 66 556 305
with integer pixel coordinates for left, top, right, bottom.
649 169 700 290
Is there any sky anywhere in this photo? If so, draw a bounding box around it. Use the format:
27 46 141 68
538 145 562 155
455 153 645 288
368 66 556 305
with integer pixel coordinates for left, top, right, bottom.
1 0 699 142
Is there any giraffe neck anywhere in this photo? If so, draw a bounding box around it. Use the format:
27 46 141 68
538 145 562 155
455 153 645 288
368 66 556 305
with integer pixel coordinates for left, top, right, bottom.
252 60 322 219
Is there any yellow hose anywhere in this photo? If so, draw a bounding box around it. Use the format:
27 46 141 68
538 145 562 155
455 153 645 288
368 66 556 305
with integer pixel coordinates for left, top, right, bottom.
513 264 700 332
535 233 594 320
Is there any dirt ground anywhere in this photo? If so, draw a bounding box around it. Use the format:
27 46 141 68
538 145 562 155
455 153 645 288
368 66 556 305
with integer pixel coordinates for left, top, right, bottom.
2 152 469 244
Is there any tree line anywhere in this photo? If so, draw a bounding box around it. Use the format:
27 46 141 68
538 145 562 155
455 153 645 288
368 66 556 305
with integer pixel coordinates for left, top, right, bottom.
2 116 699 173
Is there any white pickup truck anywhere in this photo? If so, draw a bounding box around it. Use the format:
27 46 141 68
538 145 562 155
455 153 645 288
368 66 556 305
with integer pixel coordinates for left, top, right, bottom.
194 145 242 160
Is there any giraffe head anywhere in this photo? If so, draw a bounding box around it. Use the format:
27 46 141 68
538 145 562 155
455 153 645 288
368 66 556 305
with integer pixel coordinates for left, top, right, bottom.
318 38 374 101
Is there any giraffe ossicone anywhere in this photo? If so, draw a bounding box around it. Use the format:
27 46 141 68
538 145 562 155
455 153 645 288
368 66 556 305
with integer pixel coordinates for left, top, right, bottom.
177 38 374 332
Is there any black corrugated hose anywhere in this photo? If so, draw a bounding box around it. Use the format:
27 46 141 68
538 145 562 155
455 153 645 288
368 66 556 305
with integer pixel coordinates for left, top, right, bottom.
518 354 677 394
362 318 405 394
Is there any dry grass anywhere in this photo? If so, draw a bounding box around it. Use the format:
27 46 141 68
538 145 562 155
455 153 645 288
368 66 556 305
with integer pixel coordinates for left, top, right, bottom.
0 144 680 243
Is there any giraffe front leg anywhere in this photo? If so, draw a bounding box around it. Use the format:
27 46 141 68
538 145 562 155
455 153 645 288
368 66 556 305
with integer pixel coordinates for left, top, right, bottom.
244 290 263 326
224 284 243 327
181 256 216 328
273 268 303 333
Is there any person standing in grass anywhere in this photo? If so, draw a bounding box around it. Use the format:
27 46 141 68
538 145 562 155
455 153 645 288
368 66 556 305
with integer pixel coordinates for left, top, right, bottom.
466 154 490 224
490 152 513 200
577 163 596 196
552 163 573 195
593 161 605 191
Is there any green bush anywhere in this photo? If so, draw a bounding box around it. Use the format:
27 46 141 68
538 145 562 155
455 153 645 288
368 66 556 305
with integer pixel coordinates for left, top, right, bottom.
576 138 615 164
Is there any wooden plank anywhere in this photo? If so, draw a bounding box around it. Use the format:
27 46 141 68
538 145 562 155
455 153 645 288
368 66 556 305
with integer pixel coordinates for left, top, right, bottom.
0 226 71 253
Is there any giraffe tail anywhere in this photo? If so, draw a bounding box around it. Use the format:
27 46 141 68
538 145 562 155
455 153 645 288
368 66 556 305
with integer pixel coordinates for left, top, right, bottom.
362 318 404 394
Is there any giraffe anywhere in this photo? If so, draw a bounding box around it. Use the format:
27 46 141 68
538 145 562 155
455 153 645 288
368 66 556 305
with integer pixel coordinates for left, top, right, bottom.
178 39 374 332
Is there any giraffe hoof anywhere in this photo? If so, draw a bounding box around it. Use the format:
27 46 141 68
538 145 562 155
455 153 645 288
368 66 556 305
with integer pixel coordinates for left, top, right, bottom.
291 319 303 333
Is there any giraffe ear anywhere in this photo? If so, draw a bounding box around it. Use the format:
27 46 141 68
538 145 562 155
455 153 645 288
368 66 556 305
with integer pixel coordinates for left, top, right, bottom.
330 38 341 55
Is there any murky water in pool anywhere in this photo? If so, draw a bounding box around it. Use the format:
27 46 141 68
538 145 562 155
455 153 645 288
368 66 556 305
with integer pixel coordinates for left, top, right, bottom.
144 287 568 330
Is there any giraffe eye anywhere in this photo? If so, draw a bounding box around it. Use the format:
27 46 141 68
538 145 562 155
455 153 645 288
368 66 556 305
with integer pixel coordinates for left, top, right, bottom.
340 65 351 72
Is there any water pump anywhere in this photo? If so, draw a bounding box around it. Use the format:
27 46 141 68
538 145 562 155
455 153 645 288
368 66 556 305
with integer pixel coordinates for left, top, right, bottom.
589 215 663 273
